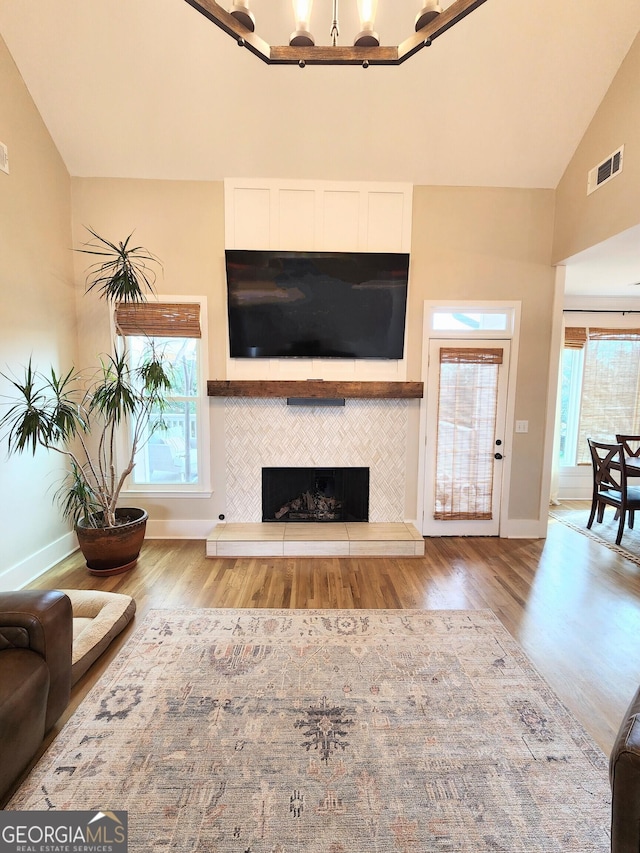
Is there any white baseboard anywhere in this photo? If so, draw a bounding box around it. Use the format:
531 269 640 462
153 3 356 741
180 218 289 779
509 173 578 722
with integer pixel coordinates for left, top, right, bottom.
502 518 548 539
558 466 591 501
145 519 213 539
408 517 546 539
0 531 78 590
558 489 592 501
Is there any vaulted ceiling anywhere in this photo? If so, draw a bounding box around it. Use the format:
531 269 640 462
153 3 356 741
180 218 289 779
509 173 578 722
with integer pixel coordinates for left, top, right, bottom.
1 0 639 189
2 0 640 296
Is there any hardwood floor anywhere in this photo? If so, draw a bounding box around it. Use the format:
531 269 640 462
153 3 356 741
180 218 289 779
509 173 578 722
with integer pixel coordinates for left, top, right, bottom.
26 507 640 759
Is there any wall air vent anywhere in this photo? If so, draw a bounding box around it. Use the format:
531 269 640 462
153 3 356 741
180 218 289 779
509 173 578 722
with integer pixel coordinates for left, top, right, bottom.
0 141 8 175
587 145 624 195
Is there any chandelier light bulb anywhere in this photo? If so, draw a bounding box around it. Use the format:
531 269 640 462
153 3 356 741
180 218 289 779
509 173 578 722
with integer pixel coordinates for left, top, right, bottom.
357 0 378 29
290 0 315 46
354 0 380 46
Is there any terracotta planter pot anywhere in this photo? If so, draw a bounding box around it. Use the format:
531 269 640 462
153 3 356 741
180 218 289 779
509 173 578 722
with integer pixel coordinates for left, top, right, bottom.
75 508 148 575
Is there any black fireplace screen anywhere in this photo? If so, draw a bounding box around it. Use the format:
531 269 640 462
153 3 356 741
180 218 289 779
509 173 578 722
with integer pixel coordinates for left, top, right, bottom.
262 467 369 522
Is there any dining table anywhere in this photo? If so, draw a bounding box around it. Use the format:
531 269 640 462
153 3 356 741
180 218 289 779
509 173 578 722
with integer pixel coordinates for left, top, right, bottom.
604 451 640 479
625 457 640 478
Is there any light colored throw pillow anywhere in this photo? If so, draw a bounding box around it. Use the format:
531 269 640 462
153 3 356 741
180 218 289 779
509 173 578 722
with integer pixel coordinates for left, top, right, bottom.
59 589 136 685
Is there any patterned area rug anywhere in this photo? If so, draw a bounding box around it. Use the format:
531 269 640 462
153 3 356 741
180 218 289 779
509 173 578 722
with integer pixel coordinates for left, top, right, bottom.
9 609 611 852
550 504 640 568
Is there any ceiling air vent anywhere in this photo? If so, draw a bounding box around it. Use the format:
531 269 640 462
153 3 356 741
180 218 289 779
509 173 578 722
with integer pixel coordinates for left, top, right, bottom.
587 145 624 195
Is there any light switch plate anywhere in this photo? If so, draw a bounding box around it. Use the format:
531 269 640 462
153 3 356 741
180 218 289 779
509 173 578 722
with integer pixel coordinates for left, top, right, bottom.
515 420 529 433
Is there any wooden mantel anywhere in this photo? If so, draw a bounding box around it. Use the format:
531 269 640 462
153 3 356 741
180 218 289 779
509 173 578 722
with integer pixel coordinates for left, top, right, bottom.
207 380 423 399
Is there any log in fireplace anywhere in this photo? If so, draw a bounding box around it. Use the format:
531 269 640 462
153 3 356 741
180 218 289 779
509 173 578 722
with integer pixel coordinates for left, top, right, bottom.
262 467 369 523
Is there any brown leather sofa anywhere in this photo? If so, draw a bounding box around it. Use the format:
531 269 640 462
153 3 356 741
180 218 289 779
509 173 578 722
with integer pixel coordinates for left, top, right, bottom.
0 590 72 804
610 685 640 852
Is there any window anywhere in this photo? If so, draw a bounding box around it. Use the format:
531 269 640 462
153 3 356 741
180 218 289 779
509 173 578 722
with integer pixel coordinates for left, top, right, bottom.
434 347 503 520
559 345 582 465
561 326 640 465
114 298 210 493
126 335 199 485
431 310 510 333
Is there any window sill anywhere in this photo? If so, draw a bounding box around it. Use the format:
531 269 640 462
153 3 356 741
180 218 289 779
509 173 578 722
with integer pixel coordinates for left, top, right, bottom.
121 488 213 499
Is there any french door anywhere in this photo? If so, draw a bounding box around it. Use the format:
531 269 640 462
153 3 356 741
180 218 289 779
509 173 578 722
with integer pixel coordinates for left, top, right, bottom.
422 339 511 536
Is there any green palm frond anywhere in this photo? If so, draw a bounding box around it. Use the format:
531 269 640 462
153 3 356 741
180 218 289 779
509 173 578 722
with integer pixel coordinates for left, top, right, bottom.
0 361 92 454
45 366 87 441
77 227 161 303
56 463 101 525
138 353 172 396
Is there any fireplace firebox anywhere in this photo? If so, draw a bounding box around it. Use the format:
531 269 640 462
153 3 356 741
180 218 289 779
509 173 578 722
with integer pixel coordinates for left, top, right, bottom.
262 467 369 523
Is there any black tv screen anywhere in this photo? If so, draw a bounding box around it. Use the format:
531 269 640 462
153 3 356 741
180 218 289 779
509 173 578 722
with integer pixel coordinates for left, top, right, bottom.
225 250 409 359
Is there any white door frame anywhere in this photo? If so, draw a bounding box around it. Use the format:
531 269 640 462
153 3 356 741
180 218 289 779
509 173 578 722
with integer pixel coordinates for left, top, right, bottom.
417 301 521 538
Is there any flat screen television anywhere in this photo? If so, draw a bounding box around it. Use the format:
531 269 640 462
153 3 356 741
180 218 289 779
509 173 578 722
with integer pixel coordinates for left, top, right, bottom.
225 250 409 359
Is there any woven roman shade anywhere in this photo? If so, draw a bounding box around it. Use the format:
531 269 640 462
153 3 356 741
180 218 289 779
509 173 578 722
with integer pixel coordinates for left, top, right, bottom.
439 347 503 365
564 327 587 349
576 328 640 464
114 302 201 338
433 347 503 521
588 328 640 342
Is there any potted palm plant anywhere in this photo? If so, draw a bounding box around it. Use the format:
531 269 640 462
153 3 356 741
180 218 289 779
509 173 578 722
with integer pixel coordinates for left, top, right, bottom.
0 230 171 575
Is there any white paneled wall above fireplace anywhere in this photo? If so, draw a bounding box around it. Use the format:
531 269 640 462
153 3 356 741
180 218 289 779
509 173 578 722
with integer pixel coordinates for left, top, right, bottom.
224 179 412 254
224 398 410 523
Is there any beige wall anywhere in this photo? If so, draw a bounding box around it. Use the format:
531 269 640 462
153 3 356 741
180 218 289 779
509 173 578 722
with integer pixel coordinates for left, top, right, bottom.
553 32 640 263
408 187 557 523
0 35 75 584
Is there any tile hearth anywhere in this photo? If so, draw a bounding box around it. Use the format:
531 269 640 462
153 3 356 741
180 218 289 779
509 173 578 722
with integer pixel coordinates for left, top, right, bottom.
206 522 425 558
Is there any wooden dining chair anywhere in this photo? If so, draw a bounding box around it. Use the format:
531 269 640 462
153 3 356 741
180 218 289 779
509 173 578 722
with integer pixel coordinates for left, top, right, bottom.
616 434 640 459
587 439 640 545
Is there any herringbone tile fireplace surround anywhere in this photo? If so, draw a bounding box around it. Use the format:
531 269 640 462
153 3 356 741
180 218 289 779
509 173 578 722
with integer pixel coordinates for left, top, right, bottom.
223 398 409 523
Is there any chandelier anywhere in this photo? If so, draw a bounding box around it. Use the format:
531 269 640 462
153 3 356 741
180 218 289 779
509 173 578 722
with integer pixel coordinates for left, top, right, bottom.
184 0 488 67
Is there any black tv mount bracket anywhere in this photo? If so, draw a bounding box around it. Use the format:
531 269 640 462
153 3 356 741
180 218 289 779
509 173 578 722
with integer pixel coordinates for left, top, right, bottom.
287 398 346 407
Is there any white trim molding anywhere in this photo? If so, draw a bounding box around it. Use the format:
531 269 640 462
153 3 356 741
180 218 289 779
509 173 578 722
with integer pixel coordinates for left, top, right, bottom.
1 530 78 590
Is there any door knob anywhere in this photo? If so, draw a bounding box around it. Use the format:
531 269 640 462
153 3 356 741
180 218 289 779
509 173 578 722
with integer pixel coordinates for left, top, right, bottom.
494 452 503 460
